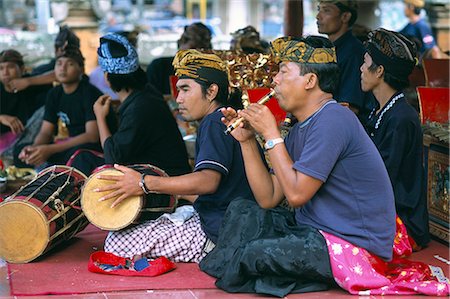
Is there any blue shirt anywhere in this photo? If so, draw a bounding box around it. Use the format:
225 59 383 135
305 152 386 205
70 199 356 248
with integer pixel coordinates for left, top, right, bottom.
400 19 437 56
285 101 396 261
193 110 260 243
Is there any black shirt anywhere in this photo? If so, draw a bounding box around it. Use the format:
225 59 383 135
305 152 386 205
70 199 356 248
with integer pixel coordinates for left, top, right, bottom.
146 56 174 96
0 78 51 134
366 92 430 247
103 84 190 176
44 80 101 137
334 30 376 122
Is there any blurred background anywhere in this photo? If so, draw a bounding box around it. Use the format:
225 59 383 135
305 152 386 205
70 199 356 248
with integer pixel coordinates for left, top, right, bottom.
0 0 448 74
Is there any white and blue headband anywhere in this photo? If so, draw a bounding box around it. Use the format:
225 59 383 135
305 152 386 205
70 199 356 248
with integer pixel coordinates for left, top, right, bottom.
98 33 139 74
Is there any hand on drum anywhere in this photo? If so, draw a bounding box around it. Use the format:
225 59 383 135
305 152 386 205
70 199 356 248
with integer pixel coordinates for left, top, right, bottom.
95 164 143 208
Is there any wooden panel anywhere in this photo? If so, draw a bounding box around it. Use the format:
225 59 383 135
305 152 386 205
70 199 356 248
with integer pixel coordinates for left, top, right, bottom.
423 58 450 87
423 135 449 244
417 87 449 124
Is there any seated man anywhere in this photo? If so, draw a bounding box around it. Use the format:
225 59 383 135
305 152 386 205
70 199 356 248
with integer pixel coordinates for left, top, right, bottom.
205 36 397 296
75 32 190 176
0 49 51 155
7 25 80 93
361 28 430 249
146 22 212 96
18 46 104 173
230 25 268 54
94 49 263 263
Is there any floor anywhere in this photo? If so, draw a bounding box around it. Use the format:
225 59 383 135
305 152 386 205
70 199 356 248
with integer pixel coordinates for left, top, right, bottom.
0 239 448 299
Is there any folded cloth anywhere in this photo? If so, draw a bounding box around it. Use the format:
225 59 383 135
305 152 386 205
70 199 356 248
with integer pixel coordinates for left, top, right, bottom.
88 251 176 277
159 205 195 226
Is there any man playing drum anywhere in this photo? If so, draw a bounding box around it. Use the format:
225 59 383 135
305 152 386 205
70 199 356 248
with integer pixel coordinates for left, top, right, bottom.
94 49 264 263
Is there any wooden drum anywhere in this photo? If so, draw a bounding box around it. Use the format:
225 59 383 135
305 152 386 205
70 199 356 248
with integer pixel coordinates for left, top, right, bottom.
0 165 88 263
81 164 177 231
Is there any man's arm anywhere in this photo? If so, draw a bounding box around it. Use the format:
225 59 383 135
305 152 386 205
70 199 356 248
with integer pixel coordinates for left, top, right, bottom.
33 120 55 145
231 105 324 209
9 71 56 92
96 165 221 208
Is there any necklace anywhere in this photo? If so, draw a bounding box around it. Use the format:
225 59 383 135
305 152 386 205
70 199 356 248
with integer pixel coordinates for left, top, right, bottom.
370 93 404 131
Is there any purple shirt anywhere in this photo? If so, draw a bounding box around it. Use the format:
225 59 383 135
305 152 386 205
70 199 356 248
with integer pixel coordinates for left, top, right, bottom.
284 101 396 261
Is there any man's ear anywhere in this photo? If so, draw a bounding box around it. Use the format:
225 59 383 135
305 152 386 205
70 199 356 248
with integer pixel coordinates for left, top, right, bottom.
207 83 219 102
305 73 318 90
341 11 351 25
376 65 385 79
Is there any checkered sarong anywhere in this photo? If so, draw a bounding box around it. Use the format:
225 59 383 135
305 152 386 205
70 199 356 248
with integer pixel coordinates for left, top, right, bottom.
104 212 207 263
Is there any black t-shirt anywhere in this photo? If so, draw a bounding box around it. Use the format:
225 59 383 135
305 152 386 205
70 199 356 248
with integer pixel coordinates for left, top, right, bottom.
103 84 190 176
146 56 174 96
44 80 101 137
0 78 51 134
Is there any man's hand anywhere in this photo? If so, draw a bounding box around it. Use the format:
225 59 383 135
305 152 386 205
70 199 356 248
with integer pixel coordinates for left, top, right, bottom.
0 115 24 134
237 103 279 140
93 95 112 119
22 145 53 166
220 107 255 142
8 77 30 93
95 164 143 208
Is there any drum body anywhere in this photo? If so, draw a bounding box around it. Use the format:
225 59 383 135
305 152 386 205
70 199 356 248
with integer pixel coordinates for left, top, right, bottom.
81 164 177 231
0 165 88 263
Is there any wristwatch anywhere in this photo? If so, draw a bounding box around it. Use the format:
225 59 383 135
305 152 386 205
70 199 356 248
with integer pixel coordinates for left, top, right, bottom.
264 138 284 150
139 173 151 194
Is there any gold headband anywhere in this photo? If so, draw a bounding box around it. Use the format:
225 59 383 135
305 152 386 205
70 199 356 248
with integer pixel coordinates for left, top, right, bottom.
270 37 337 64
173 49 227 80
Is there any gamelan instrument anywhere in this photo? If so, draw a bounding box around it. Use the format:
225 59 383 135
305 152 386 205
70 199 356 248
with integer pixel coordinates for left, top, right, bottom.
81 164 177 231
0 165 88 263
224 89 276 135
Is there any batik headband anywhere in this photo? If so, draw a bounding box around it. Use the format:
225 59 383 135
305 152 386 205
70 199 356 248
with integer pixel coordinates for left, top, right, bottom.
173 49 228 87
270 36 337 64
98 33 139 74
366 28 417 79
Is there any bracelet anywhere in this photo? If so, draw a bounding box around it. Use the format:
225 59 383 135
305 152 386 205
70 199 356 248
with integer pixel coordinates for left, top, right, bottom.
139 173 151 194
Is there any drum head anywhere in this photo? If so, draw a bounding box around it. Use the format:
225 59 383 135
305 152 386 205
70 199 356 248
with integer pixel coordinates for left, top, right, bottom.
0 200 49 263
81 169 142 231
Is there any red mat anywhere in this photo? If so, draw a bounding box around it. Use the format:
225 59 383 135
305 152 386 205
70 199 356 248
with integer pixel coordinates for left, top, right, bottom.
7 225 217 296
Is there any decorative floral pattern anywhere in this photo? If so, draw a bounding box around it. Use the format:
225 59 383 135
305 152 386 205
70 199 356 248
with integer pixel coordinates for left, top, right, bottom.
321 230 450 296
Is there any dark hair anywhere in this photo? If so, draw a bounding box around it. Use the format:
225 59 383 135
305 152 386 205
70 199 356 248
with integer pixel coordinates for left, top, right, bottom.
107 67 147 92
296 36 339 94
197 80 243 110
368 61 409 90
0 49 24 67
56 45 85 67
335 3 358 27
55 25 80 49
177 22 212 49
413 6 422 15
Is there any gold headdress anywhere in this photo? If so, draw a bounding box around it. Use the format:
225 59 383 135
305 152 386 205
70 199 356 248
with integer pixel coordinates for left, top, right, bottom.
173 49 227 82
270 37 337 64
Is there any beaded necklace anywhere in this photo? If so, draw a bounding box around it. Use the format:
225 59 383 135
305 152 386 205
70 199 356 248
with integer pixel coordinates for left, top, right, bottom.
369 92 404 131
